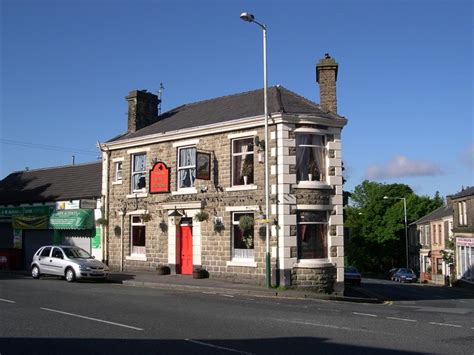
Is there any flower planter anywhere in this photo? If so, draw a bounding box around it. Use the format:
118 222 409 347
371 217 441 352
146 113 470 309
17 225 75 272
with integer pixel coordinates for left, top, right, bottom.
193 268 209 279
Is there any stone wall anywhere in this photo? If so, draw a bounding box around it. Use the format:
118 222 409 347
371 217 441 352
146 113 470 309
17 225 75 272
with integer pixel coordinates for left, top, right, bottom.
291 265 336 293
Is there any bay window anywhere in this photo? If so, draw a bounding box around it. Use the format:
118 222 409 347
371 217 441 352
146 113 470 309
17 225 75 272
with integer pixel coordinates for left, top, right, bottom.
296 133 326 182
297 211 328 259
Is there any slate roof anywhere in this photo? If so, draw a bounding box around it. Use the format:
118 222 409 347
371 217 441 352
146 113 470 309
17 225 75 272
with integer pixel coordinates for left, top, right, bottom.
110 86 343 142
450 186 474 200
0 162 102 205
412 205 453 225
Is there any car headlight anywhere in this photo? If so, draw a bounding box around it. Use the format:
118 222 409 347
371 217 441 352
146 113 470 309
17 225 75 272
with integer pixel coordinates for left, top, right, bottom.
79 265 91 271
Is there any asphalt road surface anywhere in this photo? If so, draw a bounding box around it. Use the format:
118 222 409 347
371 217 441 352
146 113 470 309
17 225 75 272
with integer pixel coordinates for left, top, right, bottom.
1 273 473 355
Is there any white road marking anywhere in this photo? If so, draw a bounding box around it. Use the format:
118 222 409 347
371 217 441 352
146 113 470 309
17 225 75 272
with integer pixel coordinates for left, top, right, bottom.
222 294 234 298
272 318 396 336
429 322 462 328
40 307 143 331
0 298 16 304
353 312 377 317
185 339 254 355
386 317 417 322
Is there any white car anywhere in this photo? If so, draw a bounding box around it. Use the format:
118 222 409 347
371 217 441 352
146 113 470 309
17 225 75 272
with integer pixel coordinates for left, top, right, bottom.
31 245 108 282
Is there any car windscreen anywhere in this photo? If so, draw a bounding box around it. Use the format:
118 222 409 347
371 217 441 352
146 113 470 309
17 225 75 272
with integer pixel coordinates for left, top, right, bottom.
345 267 358 273
63 247 91 259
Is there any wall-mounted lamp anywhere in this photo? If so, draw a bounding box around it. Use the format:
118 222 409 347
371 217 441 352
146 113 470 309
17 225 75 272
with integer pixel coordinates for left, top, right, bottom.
169 206 184 226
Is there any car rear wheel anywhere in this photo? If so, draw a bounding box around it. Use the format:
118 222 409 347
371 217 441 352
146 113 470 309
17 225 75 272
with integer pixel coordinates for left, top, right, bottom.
32 265 40 279
65 268 76 282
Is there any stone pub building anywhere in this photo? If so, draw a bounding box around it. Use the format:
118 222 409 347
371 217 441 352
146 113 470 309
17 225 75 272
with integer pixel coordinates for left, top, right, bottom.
100 54 347 293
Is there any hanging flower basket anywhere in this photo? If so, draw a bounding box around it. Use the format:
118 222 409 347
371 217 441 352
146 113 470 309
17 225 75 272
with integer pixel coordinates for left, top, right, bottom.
194 210 209 222
95 217 108 226
140 213 152 223
239 215 254 232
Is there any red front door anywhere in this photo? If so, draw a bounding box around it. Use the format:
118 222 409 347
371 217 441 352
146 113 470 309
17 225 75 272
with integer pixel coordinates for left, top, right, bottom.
180 225 193 275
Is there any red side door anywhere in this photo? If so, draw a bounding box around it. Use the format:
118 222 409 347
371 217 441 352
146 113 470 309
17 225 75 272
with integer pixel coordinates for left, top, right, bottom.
179 225 193 275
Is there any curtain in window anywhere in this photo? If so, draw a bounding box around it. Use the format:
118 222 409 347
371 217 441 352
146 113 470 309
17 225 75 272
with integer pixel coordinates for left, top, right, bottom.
133 154 146 190
179 148 196 188
311 135 325 181
296 134 311 180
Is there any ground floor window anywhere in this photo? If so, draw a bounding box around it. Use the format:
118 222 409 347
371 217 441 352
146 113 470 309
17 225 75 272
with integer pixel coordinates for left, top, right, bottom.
457 244 473 281
232 212 254 260
297 211 328 259
131 216 146 256
436 258 443 274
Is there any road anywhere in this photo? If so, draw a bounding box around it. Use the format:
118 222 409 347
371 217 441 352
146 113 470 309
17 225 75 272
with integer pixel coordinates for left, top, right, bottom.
1 273 473 355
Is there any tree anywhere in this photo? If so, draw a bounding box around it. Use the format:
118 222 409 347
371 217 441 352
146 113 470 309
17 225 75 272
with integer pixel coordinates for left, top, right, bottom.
344 180 443 272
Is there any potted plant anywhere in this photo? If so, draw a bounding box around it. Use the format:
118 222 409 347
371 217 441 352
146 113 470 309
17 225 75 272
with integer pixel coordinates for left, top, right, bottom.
95 217 108 226
308 159 318 181
156 265 171 275
241 159 253 185
193 267 209 279
194 210 209 222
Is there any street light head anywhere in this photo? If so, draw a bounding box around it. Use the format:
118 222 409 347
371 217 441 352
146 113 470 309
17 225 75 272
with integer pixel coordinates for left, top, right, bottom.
240 12 255 22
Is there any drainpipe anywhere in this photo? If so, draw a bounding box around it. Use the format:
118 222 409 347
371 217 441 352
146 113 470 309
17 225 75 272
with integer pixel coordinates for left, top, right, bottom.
98 141 110 265
120 211 125 272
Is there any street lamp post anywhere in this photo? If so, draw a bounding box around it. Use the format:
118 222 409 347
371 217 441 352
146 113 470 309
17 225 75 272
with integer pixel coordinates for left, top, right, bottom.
240 12 271 288
384 196 409 268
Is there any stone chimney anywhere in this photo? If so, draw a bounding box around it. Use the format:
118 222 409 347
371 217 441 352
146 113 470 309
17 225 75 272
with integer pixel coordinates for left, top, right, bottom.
316 53 338 114
126 90 158 133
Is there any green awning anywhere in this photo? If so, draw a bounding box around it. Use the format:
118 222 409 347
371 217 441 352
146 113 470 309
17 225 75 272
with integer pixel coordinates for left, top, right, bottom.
49 209 94 230
12 215 49 229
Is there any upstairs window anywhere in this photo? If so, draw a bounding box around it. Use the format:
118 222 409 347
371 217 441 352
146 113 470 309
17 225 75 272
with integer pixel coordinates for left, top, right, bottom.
296 133 326 182
459 201 467 226
232 138 254 186
131 153 147 192
297 211 328 259
115 161 123 182
178 146 196 189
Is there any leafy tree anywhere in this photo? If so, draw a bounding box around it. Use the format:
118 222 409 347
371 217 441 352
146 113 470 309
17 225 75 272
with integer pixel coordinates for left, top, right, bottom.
344 180 443 272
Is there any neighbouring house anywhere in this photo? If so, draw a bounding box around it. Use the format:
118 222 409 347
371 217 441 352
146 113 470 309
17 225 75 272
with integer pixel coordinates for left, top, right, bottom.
451 186 474 282
99 54 347 293
0 162 103 269
412 204 453 284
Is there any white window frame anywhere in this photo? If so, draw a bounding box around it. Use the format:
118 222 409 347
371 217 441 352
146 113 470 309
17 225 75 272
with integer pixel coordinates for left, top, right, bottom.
297 210 329 260
131 153 147 193
231 137 254 187
177 146 196 190
114 161 123 182
459 201 467 226
295 132 327 184
231 212 255 261
130 215 146 258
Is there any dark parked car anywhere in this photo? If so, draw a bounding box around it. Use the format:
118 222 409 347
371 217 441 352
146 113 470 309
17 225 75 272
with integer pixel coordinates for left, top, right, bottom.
344 266 361 286
387 267 400 280
392 268 417 283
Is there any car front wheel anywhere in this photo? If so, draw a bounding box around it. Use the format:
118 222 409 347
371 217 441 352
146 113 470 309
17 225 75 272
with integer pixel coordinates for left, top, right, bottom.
65 268 76 282
32 265 40 279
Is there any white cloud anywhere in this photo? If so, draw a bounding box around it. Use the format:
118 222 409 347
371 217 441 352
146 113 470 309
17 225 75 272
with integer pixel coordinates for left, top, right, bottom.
460 143 474 169
366 155 443 180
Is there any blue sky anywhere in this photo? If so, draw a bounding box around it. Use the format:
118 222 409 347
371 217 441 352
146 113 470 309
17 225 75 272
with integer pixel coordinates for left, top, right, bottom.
1 0 472 199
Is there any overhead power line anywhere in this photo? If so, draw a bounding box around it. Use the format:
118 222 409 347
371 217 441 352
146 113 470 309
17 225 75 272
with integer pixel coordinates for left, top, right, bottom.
0 139 98 156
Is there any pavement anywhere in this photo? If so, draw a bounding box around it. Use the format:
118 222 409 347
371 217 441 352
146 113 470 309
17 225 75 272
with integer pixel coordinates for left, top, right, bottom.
0 268 382 303
105 270 384 303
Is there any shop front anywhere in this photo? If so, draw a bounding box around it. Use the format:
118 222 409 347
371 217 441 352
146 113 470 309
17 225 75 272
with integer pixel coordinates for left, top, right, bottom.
456 237 474 282
0 206 98 269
